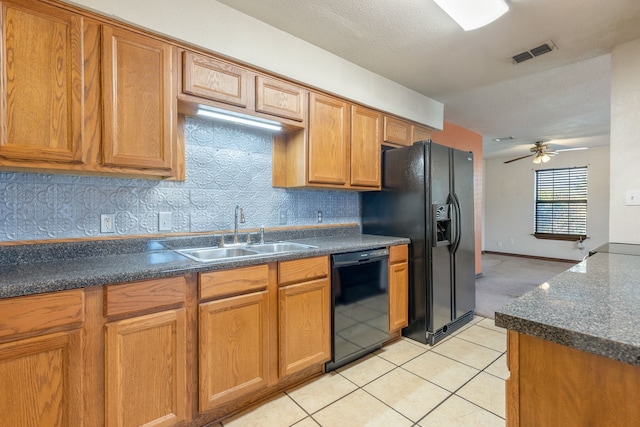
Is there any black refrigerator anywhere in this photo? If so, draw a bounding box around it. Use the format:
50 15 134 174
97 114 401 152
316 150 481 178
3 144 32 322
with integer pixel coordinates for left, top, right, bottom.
362 140 475 345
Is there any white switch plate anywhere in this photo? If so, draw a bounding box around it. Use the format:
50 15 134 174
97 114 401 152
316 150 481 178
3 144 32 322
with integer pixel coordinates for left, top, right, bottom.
625 190 640 206
158 212 172 231
278 208 287 225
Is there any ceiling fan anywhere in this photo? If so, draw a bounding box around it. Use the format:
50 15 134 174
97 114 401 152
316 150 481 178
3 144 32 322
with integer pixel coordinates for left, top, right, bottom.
504 141 556 164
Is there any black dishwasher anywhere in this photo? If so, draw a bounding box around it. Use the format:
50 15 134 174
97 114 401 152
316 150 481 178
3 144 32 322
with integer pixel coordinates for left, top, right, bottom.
326 248 389 371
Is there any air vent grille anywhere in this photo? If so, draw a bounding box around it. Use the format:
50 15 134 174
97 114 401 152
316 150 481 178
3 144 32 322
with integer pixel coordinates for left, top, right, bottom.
512 40 557 64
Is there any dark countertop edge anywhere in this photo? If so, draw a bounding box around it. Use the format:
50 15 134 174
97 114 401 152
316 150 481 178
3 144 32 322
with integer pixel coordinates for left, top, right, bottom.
495 312 640 367
0 234 410 300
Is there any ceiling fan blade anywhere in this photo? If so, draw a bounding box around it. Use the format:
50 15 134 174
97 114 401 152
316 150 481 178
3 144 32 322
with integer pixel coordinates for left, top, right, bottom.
504 153 534 164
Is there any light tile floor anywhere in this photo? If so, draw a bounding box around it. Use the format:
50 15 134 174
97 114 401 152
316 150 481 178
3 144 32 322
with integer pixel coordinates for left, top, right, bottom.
213 316 507 427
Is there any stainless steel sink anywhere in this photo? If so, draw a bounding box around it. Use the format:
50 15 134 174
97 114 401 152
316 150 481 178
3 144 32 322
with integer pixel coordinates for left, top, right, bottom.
175 242 317 262
249 242 317 253
176 247 259 262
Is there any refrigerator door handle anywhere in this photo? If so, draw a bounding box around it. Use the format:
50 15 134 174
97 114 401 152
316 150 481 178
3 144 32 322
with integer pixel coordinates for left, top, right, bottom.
449 193 462 254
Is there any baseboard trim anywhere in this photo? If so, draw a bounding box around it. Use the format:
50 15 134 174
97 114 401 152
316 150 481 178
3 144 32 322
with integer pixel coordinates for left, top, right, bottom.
482 251 578 264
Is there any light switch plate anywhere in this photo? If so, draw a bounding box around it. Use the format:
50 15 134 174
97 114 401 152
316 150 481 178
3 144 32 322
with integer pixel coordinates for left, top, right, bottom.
278 208 287 225
158 212 172 231
625 190 640 206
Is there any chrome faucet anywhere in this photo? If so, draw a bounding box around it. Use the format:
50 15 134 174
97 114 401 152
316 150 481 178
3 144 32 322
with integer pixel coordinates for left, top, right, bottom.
234 205 245 244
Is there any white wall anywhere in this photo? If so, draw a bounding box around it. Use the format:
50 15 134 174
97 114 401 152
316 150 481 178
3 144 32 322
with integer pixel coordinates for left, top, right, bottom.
64 0 443 129
484 146 610 261
610 39 640 243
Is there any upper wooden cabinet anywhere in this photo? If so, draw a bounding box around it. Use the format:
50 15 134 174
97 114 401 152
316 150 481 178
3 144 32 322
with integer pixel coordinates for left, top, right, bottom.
101 25 176 172
307 92 350 186
0 0 183 179
351 105 382 188
273 92 381 190
182 52 247 108
256 75 305 122
0 0 84 164
383 116 433 147
179 50 307 128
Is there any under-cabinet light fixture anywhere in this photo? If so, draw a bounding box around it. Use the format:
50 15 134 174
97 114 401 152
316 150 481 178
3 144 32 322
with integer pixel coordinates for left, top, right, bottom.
196 107 282 132
433 0 509 31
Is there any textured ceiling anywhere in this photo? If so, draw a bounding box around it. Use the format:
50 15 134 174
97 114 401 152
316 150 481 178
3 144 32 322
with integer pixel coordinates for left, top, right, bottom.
214 0 640 159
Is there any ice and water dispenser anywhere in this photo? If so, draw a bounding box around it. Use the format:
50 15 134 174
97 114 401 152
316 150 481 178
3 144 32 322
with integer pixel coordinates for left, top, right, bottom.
432 204 452 246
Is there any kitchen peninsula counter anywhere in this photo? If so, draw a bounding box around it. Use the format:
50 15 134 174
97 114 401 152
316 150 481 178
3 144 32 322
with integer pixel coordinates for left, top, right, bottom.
495 250 640 426
0 227 409 299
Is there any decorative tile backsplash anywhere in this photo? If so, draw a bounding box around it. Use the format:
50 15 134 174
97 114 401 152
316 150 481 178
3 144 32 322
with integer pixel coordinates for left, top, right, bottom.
0 117 360 242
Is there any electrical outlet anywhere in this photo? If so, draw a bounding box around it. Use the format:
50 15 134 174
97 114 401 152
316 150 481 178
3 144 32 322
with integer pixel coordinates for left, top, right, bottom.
158 212 172 231
278 208 287 225
317 210 323 223
100 214 115 233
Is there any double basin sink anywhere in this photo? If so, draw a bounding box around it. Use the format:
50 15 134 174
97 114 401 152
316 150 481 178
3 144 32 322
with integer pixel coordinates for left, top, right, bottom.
176 242 318 262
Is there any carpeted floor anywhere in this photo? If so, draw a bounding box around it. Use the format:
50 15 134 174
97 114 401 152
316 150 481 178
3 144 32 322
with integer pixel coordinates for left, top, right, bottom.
475 253 576 319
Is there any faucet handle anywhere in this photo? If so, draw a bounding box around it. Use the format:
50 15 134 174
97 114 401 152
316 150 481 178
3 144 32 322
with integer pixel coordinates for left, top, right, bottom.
246 232 252 244
219 235 225 247
259 227 265 244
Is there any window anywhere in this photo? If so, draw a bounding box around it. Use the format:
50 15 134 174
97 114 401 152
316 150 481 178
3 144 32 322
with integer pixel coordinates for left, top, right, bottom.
534 167 587 240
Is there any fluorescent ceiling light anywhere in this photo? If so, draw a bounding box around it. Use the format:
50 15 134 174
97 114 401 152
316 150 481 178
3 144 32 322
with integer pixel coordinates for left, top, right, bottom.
196 108 282 132
434 0 509 31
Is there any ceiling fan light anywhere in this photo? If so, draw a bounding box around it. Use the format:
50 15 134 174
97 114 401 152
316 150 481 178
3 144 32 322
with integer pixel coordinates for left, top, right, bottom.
532 154 542 164
433 0 509 31
541 153 551 163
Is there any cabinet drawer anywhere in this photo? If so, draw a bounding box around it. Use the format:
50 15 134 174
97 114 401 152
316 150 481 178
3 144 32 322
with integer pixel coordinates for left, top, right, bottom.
0 289 84 338
278 256 329 286
182 51 247 107
105 276 186 317
200 264 269 300
389 244 409 264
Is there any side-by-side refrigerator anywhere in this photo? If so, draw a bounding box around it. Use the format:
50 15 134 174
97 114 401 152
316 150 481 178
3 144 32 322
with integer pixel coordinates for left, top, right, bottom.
362 140 475 345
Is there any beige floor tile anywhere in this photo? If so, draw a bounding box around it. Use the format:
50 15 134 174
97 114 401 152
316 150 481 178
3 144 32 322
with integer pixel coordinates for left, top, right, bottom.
222 393 306 427
484 354 509 380
457 372 506 418
418 395 505 427
336 353 395 387
313 389 413 427
287 372 358 414
455 325 507 353
476 317 507 334
432 336 502 370
292 417 321 426
375 338 427 366
403 351 479 392
363 367 451 422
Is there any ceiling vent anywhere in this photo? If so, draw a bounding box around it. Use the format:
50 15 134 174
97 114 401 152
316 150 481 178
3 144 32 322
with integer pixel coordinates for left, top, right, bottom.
511 40 557 64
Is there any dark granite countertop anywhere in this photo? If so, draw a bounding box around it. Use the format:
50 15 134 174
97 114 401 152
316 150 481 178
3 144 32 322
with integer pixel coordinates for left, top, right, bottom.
495 252 640 367
0 226 409 299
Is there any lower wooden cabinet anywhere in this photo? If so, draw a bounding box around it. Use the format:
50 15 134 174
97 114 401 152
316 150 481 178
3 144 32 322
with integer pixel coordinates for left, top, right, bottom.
0 289 84 427
105 309 187 427
389 245 409 332
199 290 270 411
278 277 331 377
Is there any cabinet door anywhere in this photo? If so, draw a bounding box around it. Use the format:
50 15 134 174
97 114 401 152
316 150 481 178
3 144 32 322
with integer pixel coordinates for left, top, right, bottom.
278 277 331 377
383 116 412 146
182 51 247 107
0 1 84 164
389 261 409 331
255 75 305 121
199 291 270 411
308 92 350 185
0 330 83 427
102 26 175 171
412 125 432 143
105 309 187 427
351 105 381 188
